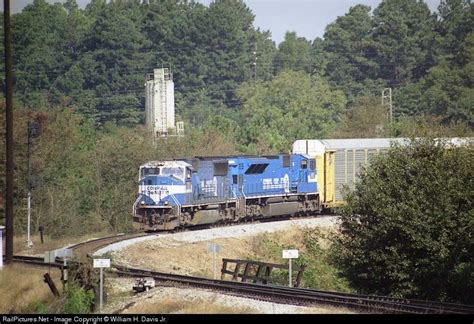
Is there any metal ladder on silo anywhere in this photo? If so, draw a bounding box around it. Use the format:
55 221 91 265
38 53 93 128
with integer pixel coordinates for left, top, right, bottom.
159 70 167 136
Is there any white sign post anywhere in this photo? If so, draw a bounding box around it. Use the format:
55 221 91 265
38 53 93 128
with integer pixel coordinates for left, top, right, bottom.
282 249 299 287
208 243 221 279
0 226 4 269
93 259 111 312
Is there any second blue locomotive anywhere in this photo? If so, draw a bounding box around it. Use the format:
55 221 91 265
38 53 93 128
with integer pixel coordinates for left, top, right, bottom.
133 154 320 230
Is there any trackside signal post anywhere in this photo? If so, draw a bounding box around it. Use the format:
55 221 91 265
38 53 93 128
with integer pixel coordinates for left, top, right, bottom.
94 258 111 312
282 249 299 287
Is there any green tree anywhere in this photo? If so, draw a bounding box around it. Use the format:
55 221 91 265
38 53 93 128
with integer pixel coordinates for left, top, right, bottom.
331 96 389 138
274 32 312 73
319 5 381 101
71 0 152 126
436 0 473 65
142 0 274 127
372 0 437 87
396 1 473 122
12 0 73 107
237 70 346 153
332 139 474 303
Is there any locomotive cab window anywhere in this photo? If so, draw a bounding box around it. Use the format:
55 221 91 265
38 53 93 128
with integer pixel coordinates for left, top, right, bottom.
186 167 192 180
162 167 184 180
141 167 160 178
310 159 316 170
301 160 307 169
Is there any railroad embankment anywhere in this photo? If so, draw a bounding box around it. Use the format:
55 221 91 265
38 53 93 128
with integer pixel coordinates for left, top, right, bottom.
100 216 354 314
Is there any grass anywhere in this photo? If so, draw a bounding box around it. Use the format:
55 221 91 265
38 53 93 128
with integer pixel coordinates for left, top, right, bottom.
246 226 353 292
0 265 63 313
13 230 114 255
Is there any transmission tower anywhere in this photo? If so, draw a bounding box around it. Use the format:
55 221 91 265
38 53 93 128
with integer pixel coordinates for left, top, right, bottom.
382 88 393 123
253 43 257 83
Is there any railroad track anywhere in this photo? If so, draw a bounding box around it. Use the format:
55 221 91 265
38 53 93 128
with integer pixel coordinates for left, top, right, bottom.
9 214 335 265
67 232 155 257
10 255 62 268
113 265 474 314
68 213 336 256
291 286 474 314
9 254 474 314
11 214 472 314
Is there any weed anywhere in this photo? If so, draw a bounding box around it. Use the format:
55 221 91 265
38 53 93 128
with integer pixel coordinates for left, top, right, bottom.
62 283 95 314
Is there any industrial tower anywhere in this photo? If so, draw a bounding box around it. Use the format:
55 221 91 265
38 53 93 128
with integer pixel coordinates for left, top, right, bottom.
145 68 184 137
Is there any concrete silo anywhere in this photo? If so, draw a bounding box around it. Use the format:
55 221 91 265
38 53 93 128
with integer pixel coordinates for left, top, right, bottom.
145 68 183 137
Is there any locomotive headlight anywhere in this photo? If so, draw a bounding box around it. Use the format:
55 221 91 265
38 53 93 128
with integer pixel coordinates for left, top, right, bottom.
141 201 145 205
164 201 169 205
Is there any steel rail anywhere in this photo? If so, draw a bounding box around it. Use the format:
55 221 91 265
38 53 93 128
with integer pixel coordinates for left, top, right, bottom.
113 265 474 314
10 215 472 314
8 255 62 268
67 213 336 256
287 285 474 314
9 255 473 314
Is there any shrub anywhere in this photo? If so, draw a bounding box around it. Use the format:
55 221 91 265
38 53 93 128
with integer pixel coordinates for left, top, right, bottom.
62 283 95 314
331 138 474 303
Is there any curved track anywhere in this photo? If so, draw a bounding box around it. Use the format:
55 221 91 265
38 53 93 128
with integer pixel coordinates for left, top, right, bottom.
9 255 474 314
67 232 154 257
113 265 474 314
69 213 335 256
9 214 473 314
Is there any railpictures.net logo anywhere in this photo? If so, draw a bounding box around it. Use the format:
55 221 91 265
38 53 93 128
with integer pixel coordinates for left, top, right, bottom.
1 316 168 324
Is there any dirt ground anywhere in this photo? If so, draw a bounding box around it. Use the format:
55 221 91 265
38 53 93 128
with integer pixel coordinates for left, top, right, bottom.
109 217 338 278
113 235 257 277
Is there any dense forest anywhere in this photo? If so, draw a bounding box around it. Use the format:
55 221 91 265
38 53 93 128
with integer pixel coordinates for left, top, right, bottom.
1 0 473 150
0 0 472 235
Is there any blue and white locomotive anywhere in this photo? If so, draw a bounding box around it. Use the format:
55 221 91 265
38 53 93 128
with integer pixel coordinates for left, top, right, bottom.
133 154 320 230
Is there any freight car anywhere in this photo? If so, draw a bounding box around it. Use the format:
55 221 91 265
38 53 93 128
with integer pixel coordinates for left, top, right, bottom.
292 137 472 210
133 154 320 230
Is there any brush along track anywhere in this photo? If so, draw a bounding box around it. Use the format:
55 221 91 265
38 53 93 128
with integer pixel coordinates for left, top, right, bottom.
113 265 474 314
8 255 474 314
10 214 333 265
7 215 474 314
9 214 333 266
69 213 336 256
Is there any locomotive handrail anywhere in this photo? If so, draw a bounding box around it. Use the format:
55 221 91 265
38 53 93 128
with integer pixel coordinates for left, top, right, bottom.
132 194 142 216
169 194 181 206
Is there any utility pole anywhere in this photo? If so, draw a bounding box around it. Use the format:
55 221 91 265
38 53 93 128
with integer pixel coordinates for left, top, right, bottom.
4 0 14 265
253 43 257 83
26 121 40 248
382 88 393 123
27 122 32 248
